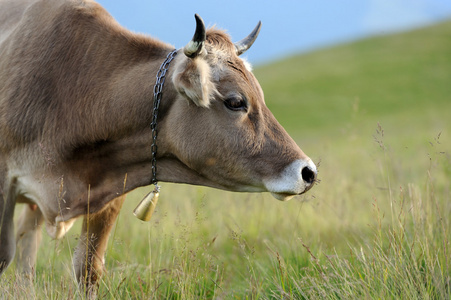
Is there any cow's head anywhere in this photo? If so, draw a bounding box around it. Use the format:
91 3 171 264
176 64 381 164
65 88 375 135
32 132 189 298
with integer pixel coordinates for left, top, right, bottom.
161 15 317 200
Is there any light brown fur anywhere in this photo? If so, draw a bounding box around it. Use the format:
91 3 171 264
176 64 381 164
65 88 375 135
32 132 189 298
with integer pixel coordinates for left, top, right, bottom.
0 0 314 291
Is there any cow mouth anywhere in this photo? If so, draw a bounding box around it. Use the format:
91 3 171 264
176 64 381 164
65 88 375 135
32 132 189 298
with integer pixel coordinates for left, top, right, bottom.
270 186 313 201
271 192 296 201
270 177 316 201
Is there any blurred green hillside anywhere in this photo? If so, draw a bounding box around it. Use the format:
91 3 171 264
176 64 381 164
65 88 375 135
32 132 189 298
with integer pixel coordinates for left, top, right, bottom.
255 20 451 139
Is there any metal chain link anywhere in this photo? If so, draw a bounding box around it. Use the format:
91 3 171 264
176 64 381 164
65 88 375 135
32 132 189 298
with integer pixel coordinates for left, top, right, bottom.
151 49 178 185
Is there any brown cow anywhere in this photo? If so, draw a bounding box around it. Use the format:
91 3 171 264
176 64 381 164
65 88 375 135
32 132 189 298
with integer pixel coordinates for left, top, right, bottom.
0 0 317 292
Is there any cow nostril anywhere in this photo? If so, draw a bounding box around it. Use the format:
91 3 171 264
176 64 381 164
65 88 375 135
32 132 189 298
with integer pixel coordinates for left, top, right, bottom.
301 167 316 184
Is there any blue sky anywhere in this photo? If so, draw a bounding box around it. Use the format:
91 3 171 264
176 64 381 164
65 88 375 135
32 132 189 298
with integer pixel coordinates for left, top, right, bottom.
96 0 451 65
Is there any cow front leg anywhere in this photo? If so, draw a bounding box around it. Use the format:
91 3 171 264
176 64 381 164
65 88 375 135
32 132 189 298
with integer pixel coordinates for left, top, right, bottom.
73 196 125 294
15 204 44 276
0 188 16 275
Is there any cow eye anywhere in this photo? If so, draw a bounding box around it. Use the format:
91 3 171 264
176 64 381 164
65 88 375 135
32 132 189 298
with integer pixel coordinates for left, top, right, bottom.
224 96 247 112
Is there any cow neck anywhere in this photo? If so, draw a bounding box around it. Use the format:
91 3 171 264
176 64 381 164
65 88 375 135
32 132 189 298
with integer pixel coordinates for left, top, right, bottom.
133 49 177 222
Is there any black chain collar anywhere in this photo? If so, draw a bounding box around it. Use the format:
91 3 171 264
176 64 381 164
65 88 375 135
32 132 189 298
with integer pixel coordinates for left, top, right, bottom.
150 49 178 186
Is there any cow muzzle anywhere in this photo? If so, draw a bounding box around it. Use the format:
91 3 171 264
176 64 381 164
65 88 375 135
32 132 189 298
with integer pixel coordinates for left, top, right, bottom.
263 159 317 201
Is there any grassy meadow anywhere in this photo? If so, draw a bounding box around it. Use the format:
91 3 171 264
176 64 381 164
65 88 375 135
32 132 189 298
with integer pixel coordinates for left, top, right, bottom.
1 21 451 299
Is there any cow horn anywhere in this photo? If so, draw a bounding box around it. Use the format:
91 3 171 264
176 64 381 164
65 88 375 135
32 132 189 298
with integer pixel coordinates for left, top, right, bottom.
235 21 262 56
184 14 206 58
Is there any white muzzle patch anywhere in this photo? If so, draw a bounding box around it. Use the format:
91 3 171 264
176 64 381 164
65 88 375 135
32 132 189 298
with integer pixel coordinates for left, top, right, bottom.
263 159 317 201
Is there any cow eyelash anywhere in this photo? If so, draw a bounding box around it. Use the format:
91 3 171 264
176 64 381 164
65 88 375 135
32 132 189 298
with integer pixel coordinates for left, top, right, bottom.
224 96 248 112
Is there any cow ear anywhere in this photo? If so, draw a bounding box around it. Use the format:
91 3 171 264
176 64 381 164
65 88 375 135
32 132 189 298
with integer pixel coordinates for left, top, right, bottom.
172 56 216 107
172 14 215 107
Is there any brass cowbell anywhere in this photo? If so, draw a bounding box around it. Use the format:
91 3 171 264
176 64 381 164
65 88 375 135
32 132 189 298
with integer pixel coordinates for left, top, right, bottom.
133 185 160 221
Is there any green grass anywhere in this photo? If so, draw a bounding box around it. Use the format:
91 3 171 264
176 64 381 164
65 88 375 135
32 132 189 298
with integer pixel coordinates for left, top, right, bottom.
1 21 451 299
